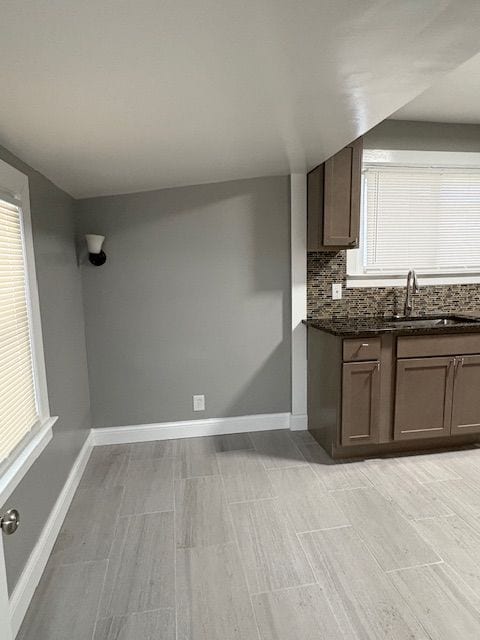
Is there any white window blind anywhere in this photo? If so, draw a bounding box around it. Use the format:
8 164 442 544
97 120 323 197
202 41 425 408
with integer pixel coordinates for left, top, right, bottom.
363 165 480 274
0 197 39 464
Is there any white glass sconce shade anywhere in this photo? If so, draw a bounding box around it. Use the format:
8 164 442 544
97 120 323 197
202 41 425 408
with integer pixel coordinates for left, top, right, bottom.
85 234 107 266
85 234 105 254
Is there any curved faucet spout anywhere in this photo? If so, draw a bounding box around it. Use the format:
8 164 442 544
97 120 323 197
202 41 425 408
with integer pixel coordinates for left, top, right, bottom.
404 269 419 317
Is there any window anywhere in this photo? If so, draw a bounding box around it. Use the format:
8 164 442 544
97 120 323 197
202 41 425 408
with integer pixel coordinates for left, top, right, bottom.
347 150 480 287
0 158 55 504
0 197 39 462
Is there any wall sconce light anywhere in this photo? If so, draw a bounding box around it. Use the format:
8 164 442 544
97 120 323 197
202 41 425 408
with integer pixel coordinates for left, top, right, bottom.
85 234 106 266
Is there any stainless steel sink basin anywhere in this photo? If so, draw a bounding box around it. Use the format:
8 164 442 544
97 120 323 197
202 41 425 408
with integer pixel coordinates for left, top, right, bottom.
386 315 477 329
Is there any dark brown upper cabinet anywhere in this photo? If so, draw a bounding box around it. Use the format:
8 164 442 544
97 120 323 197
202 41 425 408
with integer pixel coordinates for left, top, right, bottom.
307 137 363 250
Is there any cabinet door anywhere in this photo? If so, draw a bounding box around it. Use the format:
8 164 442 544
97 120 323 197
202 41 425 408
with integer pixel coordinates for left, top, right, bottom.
394 357 454 440
307 163 324 250
341 360 380 446
323 138 362 247
451 355 480 434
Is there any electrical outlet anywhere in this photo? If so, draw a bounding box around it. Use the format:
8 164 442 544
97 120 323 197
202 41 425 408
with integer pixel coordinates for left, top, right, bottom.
193 394 205 411
332 283 342 300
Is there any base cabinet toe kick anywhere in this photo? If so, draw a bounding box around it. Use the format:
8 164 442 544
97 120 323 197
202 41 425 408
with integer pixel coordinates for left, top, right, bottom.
307 331 480 458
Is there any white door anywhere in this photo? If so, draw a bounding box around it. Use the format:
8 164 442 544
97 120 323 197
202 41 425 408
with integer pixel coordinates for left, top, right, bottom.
0 532 13 639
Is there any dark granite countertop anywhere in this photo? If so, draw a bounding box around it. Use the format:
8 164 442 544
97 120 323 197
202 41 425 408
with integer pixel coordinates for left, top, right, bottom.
304 313 480 337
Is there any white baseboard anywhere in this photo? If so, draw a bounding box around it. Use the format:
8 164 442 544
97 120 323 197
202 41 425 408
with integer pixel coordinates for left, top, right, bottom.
92 412 306 446
289 413 308 431
9 432 94 637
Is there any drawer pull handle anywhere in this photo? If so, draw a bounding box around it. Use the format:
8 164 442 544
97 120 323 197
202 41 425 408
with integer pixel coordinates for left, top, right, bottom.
456 357 464 372
361 343 369 347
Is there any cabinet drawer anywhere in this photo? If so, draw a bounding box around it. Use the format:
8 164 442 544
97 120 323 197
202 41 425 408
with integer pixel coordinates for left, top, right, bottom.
343 337 381 362
397 333 480 358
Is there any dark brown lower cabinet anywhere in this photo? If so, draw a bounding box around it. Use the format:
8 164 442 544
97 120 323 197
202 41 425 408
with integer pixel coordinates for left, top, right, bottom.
308 328 480 458
394 357 454 440
451 355 480 434
341 360 380 446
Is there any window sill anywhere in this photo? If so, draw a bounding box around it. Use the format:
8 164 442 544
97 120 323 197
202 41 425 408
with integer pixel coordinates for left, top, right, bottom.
0 417 57 507
346 274 480 289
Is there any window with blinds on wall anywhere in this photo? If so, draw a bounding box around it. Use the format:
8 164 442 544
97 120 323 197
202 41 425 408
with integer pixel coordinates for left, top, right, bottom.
362 165 480 274
0 196 39 465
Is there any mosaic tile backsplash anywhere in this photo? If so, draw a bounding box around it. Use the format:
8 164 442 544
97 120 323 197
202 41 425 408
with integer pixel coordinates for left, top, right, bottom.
307 251 480 319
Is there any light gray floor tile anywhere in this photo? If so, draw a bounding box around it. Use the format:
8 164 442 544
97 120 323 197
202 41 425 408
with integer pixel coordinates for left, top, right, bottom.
172 437 219 479
289 434 321 458
333 488 441 571
51 484 123 564
443 457 480 490
393 455 462 484
252 584 348 640
303 443 372 491
429 478 480 516
128 440 179 459
176 542 258 640
176 436 219 456
18 560 107 640
174 452 220 479
25 436 480 640
120 457 174 515
94 609 175 640
414 515 480 593
267 466 348 532
229 498 314 593
389 563 480 639
175 475 234 548
212 432 253 452
173 436 221 478
289 430 319 445
300 527 429 640
250 430 307 469
81 445 129 488
100 511 175 616
217 449 275 503
362 460 453 520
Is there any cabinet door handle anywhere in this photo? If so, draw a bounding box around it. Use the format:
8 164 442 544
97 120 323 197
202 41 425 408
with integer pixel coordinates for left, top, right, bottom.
375 362 380 372
453 357 464 377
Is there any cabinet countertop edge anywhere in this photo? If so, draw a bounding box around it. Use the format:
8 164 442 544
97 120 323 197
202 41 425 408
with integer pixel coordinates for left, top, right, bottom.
303 315 480 338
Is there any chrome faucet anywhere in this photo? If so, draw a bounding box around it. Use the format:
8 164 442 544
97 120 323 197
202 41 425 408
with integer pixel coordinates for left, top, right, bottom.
404 269 419 317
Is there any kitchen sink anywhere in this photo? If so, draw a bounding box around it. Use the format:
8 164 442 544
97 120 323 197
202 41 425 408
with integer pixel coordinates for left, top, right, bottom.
386 315 480 329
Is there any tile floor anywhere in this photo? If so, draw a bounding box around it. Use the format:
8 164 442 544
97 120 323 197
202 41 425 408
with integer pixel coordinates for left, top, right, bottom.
16 429 480 639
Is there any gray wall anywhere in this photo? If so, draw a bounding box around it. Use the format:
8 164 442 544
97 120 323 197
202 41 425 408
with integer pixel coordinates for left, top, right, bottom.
75 176 291 428
365 119 480 151
0 146 91 592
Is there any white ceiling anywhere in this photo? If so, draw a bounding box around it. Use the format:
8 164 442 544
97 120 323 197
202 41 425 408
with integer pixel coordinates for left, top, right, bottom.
393 52 480 124
2 1 480 198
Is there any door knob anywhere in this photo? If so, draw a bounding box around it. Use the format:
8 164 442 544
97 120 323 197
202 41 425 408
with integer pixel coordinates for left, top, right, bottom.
1 509 20 535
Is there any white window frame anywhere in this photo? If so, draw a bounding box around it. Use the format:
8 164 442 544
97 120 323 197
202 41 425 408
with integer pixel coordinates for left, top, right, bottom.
347 150 480 288
0 158 57 506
